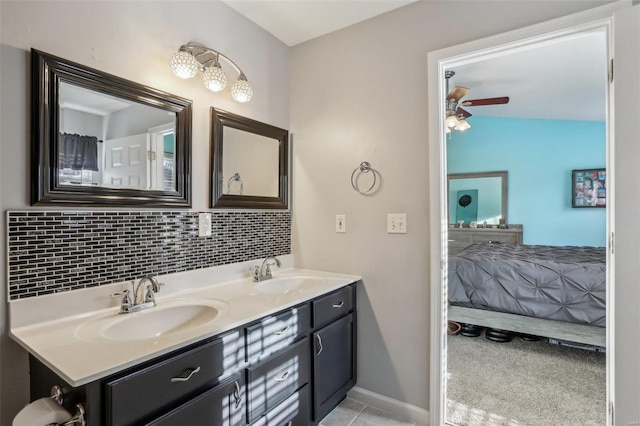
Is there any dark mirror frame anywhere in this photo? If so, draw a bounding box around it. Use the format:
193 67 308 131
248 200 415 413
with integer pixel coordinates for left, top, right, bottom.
210 107 289 209
447 171 508 225
31 48 192 207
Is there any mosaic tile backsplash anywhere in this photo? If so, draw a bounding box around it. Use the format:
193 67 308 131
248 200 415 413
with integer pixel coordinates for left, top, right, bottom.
7 211 291 300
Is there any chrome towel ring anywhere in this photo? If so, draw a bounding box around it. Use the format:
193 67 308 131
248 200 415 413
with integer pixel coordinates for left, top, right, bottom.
227 173 244 195
351 161 380 195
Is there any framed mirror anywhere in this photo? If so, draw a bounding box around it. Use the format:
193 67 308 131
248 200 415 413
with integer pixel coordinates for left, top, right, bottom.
31 49 192 206
210 108 288 209
447 171 508 225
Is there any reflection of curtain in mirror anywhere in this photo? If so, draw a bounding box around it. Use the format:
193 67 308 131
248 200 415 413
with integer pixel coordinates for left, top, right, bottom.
59 133 100 171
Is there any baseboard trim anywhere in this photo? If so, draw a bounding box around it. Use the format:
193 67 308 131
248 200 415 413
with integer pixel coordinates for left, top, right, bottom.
348 386 430 425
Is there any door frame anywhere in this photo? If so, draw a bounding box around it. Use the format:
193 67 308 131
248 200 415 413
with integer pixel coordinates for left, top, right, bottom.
427 3 625 425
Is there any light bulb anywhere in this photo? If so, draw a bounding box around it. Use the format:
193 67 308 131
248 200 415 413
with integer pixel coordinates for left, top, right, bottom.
170 51 199 79
445 114 459 129
231 74 253 103
203 62 227 92
455 118 471 131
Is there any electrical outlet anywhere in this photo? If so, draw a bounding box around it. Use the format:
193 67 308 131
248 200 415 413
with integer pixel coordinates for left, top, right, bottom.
336 214 346 233
387 213 407 234
198 212 212 237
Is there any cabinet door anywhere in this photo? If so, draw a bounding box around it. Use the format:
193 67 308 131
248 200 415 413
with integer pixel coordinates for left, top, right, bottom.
313 313 356 421
147 375 245 426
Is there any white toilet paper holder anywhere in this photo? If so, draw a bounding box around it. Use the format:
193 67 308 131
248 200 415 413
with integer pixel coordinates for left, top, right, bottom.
50 385 86 426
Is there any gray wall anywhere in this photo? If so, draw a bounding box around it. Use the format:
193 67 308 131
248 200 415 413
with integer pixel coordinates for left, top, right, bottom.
290 0 611 411
0 1 288 423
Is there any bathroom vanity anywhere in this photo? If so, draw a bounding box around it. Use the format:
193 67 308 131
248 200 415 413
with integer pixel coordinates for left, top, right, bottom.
11 265 359 425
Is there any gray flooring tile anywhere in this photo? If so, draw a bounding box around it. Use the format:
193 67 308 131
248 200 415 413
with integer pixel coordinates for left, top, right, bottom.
320 406 359 426
356 405 415 426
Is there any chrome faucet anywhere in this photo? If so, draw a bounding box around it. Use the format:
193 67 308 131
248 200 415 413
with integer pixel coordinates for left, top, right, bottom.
253 256 281 282
111 275 164 314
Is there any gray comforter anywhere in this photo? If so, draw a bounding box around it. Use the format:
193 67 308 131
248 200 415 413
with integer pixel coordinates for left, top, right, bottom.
448 243 606 326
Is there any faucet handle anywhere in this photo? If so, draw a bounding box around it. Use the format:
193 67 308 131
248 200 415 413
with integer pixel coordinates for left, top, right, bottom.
250 266 260 281
110 289 133 310
143 285 156 304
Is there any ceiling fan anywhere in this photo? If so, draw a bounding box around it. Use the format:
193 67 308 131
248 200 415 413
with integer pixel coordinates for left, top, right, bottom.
444 70 510 132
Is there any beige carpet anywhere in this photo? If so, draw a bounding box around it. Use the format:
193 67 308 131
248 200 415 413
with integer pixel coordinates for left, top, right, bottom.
447 331 606 425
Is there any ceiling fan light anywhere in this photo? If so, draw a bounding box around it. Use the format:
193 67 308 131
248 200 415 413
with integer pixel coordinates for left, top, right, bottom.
445 114 459 129
203 62 228 92
231 74 253 103
455 118 471 131
170 50 199 79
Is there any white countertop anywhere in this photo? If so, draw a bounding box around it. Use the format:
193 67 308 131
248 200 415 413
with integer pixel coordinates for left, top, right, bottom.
9 258 360 387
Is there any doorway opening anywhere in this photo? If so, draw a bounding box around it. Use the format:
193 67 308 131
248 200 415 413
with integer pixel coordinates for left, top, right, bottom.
428 17 613 426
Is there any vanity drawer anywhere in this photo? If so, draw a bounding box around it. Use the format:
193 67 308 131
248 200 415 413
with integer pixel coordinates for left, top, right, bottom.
250 384 310 426
147 374 245 426
107 337 226 425
246 303 311 363
246 337 310 423
313 285 354 329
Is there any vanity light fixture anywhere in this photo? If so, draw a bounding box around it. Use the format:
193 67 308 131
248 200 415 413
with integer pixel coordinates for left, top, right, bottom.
170 42 253 102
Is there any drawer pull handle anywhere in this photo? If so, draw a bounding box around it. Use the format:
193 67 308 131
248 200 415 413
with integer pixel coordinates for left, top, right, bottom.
287 422 292 426
170 366 200 383
316 335 323 356
274 370 290 382
332 301 344 308
233 380 242 409
274 326 289 336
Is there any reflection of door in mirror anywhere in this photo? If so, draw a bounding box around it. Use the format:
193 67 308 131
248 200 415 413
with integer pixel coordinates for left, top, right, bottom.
58 82 177 191
222 127 279 197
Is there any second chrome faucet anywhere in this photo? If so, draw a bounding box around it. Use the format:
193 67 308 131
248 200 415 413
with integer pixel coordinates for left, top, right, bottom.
252 256 281 282
112 275 164 314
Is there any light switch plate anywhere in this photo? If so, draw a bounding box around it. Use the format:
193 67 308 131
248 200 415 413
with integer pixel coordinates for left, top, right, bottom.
336 214 346 233
387 213 407 234
198 212 212 237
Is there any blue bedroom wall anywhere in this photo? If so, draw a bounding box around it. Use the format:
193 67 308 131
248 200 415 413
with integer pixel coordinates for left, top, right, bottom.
447 116 606 247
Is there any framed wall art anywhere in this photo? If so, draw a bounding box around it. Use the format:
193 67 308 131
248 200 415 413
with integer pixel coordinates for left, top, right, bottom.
572 168 606 208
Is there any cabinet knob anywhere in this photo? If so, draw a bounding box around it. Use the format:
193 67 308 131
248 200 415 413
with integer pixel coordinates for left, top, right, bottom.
332 301 344 308
170 366 200 383
274 326 290 336
315 335 324 356
233 380 242 409
274 370 290 382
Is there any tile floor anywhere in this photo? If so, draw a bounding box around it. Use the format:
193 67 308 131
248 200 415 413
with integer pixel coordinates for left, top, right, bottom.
320 397 426 426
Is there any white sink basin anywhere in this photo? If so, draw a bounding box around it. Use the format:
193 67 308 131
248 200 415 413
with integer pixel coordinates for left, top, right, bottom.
75 299 228 341
254 275 343 294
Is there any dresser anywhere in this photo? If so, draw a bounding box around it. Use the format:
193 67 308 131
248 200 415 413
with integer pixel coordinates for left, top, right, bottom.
448 226 524 256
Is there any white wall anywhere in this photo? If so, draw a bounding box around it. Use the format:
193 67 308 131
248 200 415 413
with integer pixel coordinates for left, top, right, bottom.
290 0 611 412
0 1 288 423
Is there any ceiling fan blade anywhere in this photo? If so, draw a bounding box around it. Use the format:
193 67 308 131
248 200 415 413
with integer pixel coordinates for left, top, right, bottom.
461 96 509 107
446 86 470 103
455 107 472 119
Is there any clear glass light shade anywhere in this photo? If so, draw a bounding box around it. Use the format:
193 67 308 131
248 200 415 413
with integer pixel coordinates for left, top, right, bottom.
170 51 199 79
203 64 228 92
231 76 253 103
455 118 471 131
445 114 459 129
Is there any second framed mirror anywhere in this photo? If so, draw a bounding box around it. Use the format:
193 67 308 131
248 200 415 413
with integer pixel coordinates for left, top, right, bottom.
210 108 289 209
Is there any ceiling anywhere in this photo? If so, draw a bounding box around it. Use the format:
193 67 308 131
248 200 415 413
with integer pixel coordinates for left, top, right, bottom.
222 0 417 46
223 1 607 122
447 30 607 122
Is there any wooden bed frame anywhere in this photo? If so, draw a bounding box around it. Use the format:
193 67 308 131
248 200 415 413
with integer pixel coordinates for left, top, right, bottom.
449 305 606 348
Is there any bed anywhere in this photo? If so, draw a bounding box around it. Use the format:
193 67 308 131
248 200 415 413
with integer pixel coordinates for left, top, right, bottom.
448 243 607 346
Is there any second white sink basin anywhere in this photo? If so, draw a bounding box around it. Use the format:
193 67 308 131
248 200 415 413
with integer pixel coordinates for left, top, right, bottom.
254 275 344 294
75 299 228 341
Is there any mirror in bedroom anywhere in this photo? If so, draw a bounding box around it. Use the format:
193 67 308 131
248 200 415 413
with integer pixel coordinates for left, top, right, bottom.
31 49 192 206
447 171 507 226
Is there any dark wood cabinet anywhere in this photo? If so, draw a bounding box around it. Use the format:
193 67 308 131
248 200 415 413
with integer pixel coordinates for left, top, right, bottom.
311 284 357 422
27 283 359 426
